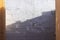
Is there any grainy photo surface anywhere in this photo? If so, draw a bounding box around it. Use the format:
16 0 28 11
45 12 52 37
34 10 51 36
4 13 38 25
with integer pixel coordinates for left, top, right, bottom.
5 0 55 40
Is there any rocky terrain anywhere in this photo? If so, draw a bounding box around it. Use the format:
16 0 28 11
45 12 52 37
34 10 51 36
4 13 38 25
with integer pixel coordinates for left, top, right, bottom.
6 11 55 40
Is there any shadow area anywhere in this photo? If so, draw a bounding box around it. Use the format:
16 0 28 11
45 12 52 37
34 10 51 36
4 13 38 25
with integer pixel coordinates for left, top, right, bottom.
6 10 55 40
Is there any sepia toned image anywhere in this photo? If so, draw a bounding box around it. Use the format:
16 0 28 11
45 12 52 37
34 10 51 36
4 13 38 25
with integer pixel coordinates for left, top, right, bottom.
5 0 55 40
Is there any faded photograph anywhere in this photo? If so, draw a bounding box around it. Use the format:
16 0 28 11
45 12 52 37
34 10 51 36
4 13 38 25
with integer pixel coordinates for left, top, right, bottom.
5 0 55 40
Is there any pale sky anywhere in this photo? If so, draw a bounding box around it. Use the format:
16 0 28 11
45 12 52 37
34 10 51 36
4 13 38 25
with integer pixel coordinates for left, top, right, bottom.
5 0 55 25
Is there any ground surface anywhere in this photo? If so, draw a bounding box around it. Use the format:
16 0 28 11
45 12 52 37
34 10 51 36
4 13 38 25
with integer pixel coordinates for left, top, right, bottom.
6 11 55 40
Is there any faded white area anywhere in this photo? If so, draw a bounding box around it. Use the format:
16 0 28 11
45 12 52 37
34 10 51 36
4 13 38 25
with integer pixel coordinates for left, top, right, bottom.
5 0 55 25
